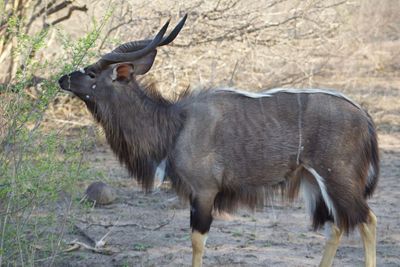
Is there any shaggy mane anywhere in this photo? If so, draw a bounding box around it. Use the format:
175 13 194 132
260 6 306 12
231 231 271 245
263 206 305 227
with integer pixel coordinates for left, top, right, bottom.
85 80 186 192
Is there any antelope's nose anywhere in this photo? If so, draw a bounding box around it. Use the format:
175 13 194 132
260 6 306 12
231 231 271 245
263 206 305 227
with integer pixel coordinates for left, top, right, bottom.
58 75 68 90
58 75 65 86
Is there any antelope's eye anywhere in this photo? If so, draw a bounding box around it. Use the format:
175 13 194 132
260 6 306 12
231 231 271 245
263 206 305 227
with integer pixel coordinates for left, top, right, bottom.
87 72 96 79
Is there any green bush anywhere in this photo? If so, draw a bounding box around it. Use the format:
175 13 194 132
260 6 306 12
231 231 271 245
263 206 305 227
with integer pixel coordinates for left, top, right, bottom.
0 13 111 266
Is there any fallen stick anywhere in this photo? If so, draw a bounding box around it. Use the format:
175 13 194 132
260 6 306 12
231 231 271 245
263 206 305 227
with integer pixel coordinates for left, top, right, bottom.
72 224 95 246
63 240 117 255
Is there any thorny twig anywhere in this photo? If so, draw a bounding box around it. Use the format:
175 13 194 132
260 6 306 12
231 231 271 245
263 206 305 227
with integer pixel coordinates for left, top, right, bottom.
65 211 176 255
65 215 123 255
77 210 176 231
72 223 95 246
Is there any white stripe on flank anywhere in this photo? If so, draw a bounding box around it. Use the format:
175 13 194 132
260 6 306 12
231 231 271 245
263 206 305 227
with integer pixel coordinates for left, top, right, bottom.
304 165 337 223
296 93 303 165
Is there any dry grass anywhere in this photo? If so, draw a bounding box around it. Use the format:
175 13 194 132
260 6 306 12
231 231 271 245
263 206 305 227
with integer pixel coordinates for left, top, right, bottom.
2 0 396 146
34 0 399 134
1 1 399 265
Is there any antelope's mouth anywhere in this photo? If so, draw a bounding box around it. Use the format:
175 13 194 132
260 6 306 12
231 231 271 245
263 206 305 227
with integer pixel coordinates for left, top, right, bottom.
58 75 79 98
58 74 72 91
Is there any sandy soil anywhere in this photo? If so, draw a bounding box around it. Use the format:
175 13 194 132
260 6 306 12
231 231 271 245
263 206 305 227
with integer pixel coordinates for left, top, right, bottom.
49 131 400 267
2 1 399 266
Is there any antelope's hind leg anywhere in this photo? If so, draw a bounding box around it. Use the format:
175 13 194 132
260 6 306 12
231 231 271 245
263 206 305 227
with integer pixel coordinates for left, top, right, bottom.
358 210 377 267
299 168 343 267
319 223 343 267
190 194 215 267
320 210 377 267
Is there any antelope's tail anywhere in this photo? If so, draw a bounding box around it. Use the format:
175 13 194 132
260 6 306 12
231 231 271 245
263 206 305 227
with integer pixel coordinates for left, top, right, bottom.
364 113 380 198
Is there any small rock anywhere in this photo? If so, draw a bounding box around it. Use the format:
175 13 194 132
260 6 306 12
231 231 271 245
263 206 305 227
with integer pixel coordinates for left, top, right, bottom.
85 181 116 205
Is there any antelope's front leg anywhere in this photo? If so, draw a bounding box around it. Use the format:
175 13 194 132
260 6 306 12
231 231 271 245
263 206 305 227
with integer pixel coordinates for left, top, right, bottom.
191 230 208 267
190 195 214 267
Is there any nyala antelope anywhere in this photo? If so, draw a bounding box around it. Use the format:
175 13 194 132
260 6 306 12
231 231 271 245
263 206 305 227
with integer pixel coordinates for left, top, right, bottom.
59 15 379 267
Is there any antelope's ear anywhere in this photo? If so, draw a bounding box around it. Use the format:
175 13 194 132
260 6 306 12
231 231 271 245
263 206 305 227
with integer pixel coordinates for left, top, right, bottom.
131 50 157 75
112 63 134 81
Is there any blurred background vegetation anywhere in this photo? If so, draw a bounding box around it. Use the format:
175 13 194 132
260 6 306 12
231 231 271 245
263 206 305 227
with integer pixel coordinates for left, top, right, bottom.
0 0 399 265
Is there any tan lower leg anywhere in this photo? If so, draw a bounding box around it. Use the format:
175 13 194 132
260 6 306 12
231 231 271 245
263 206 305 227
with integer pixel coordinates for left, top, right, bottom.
192 231 208 267
319 224 343 267
359 210 377 267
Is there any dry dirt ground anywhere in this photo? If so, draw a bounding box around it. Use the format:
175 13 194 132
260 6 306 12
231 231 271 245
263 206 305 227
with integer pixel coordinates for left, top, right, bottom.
42 3 399 264
1 1 399 266
50 130 400 267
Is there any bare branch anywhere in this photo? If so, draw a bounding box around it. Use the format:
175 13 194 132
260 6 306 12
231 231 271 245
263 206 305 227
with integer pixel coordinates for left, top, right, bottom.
315 0 347 9
46 0 73 16
48 5 88 27
26 0 58 30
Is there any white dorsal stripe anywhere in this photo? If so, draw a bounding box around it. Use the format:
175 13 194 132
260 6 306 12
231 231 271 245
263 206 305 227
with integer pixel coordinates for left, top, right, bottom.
217 87 362 110
263 88 362 110
216 88 273 98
